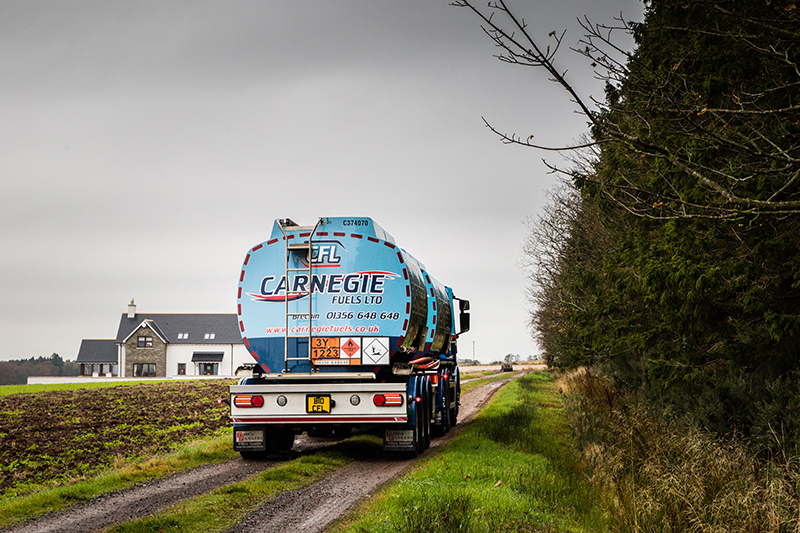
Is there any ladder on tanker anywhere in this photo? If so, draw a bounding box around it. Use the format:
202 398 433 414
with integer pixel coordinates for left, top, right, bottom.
278 218 321 372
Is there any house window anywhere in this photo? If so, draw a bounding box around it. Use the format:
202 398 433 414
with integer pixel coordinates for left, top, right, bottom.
81 364 89 376
204 333 215 340
177 363 186 375
133 363 156 377
137 336 153 348
177 333 189 340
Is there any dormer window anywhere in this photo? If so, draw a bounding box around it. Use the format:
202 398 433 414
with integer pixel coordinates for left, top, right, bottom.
177 333 189 340
204 333 215 340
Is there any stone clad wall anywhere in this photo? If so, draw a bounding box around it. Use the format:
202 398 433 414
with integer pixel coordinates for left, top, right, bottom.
125 325 167 377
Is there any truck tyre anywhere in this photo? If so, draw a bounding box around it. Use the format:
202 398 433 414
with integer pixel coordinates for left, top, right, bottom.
431 381 448 438
415 400 425 455
423 386 432 449
441 385 452 434
272 428 295 452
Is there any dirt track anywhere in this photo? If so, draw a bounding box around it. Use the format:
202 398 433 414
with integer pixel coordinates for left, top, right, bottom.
226 376 519 533
2 373 524 533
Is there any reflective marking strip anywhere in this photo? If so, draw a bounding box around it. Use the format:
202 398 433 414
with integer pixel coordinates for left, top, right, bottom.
231 415 408 423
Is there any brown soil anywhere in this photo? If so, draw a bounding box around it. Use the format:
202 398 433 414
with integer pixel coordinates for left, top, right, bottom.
0 380 233 496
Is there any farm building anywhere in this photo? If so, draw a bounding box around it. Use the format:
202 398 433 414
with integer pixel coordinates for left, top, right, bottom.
75 301 251 378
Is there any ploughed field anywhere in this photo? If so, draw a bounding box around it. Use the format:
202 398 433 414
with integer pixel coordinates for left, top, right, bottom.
0 380 233 496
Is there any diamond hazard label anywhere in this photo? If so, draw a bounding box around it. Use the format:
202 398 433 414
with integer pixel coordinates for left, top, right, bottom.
363 337 390 365
340 338 360 357
337 337 361 365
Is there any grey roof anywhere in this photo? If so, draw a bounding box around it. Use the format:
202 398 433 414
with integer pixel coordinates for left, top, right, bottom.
115 313 242 345
192 352 224 362
76 339 118 363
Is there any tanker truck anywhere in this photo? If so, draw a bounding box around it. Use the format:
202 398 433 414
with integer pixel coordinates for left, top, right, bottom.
229 217 470 457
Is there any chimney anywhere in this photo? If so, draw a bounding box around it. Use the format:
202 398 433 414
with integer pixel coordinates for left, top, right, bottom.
128 299 136 319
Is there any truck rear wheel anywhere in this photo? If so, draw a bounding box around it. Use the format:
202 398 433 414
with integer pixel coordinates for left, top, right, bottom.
441 385 452 433
433 385 452 437
240 428 294 459
272 428 295 452
423 390 431 449
406 400 424 457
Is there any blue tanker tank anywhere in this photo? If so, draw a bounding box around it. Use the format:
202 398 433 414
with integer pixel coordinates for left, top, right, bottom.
237 217 468 375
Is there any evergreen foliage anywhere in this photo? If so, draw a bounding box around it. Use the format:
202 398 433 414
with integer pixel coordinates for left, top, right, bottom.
524 0 800 451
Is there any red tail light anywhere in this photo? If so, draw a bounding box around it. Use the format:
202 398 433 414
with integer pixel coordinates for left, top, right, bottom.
234 394 264 408
373 393 404 407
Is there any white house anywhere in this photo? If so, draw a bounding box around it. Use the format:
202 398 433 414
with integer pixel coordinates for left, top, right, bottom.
75 301 252 378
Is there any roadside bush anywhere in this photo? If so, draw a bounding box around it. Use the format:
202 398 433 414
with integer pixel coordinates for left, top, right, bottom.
561 368 800 533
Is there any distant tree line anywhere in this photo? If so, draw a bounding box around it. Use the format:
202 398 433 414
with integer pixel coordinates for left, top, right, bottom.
458 0 800 452
0 354 80 385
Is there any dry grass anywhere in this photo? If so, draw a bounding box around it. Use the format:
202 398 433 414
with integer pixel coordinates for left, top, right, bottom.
560 368 800 533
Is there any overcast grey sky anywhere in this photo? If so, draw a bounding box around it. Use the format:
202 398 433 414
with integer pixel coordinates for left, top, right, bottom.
1 0 642 364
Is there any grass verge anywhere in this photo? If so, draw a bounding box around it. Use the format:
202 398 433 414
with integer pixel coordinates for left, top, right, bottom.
0 431 238 528
334 371 608 533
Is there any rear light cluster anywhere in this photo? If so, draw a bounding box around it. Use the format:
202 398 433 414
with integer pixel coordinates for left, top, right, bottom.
373 393 404 407
234 394 264 408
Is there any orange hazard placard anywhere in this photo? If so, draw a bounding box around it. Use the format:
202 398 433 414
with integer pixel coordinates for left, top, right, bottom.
311 337 362 365
311 337 339 362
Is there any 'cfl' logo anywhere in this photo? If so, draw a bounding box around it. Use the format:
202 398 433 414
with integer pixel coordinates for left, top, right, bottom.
311 244 341 264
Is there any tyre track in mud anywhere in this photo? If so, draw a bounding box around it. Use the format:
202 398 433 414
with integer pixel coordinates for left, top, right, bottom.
2 372 530 533
0 435 334 533
225 373 527 533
